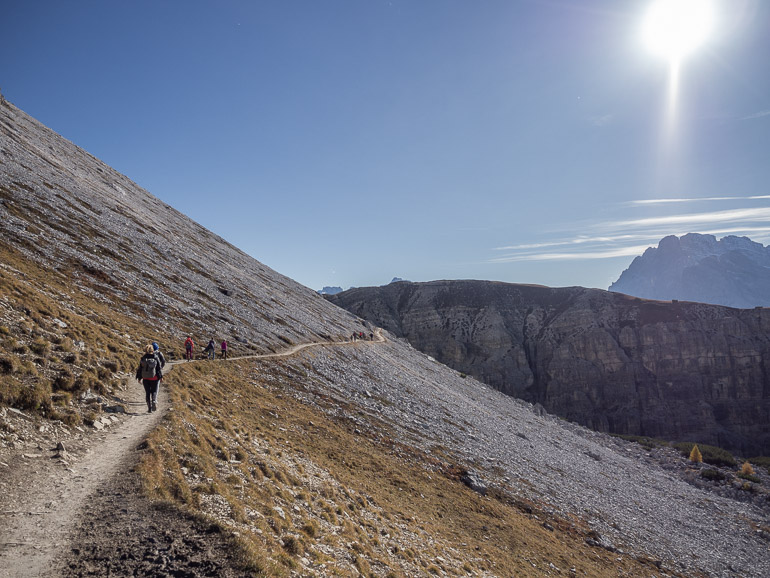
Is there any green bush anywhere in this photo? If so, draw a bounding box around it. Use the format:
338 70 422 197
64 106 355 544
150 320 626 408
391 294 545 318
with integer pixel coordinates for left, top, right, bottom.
673 442 736 467
700 469 726 481
613 434 668 450
738 472 761 484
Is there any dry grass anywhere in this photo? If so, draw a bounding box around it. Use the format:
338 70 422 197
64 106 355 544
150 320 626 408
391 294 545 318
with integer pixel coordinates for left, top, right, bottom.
137 357 676 577
0 243 173 420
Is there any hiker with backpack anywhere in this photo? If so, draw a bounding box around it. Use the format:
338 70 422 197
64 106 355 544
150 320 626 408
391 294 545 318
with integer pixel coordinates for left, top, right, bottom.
152 342 166 368
220 339 228 359
204 338 216 360
184 336 194 361
136 344 162 413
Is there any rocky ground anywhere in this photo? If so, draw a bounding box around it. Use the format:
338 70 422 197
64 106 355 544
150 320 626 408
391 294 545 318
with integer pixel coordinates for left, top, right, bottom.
291 337 770 577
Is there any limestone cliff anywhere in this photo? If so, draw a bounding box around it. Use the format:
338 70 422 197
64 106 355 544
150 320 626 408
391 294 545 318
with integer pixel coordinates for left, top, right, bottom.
328 280 770 455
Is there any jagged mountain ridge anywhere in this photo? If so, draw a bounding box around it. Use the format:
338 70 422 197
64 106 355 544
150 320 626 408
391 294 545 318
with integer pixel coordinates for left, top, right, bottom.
2 98 770 576
609 233 770 307
327 279 770 456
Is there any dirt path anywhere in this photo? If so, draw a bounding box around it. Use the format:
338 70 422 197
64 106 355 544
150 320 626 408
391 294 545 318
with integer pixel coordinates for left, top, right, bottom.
0 333 383 577
0 375 166 578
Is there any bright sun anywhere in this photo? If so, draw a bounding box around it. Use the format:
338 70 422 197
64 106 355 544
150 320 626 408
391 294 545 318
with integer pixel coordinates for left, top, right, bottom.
643 0 715 62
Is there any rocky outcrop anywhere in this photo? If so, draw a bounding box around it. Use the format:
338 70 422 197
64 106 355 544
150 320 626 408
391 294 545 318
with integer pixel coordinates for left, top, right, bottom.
328 280 770 456
609 233 770 308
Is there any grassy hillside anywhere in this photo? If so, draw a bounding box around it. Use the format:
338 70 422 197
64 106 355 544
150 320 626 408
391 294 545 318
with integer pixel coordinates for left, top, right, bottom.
138 356 667 577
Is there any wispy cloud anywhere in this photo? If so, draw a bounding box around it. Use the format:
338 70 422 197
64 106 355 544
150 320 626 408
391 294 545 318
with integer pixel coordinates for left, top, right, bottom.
607 207 770 229
629 195 770 205
742 109 770 120
489 196 770 265
489 244 653 263
494 234 647 252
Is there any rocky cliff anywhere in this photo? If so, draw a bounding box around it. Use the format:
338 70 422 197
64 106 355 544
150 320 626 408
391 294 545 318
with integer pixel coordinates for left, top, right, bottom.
610 233 770 307
328 280 770 456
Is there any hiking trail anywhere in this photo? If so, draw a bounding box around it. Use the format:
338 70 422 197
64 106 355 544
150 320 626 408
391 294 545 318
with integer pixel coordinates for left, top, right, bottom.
0 332 383 577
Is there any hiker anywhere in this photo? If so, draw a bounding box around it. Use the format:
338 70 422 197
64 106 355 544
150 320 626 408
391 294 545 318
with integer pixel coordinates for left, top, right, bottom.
184 336 194 361
152 342 166 368
369 332 374 341
204 338 216 360
220 339 228 359
136 344 162 413
351 332 357 341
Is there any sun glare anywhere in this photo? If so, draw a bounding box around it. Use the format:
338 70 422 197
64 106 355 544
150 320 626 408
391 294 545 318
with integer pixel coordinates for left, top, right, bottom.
643 0 714 63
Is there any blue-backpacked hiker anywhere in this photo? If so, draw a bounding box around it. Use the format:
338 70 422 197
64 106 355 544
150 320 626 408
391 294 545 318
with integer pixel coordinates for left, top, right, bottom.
136 344 162 413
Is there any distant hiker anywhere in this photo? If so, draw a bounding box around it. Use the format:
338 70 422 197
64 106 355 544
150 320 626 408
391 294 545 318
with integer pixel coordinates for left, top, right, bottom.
351 332 357 341
184 336 194 361
220 340 228 359
136 344 162 413
204 338 216 360
369 332 374 341
152 341 166 368
359 332 364 340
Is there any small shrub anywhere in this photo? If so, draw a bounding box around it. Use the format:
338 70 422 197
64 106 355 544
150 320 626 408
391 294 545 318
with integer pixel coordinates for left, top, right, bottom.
614 434 668 450
49 408 81 426
689 444 703 463
748 456 770 475
282 535 303 555
700 469 726 481
52 367 75 391
29 337 50 356
0 355 16 374
739 473 761 484
674 442 736 467
300 521 317 538
0 325 10 335
17 380 52 412
738 462 760 483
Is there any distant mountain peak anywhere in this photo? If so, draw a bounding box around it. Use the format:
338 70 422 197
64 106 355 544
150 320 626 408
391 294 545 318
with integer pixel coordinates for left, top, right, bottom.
609 233 770 308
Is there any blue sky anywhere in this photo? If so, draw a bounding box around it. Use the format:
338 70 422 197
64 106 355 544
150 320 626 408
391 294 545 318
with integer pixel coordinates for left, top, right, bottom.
2 0 769 291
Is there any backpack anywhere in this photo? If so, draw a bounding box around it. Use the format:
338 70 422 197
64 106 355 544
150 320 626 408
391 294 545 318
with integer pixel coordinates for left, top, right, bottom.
140 355 158 379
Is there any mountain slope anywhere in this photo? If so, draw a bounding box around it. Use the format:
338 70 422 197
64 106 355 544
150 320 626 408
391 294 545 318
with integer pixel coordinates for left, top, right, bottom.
1 99 769 577
327 279 770 456
609 233 770 307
